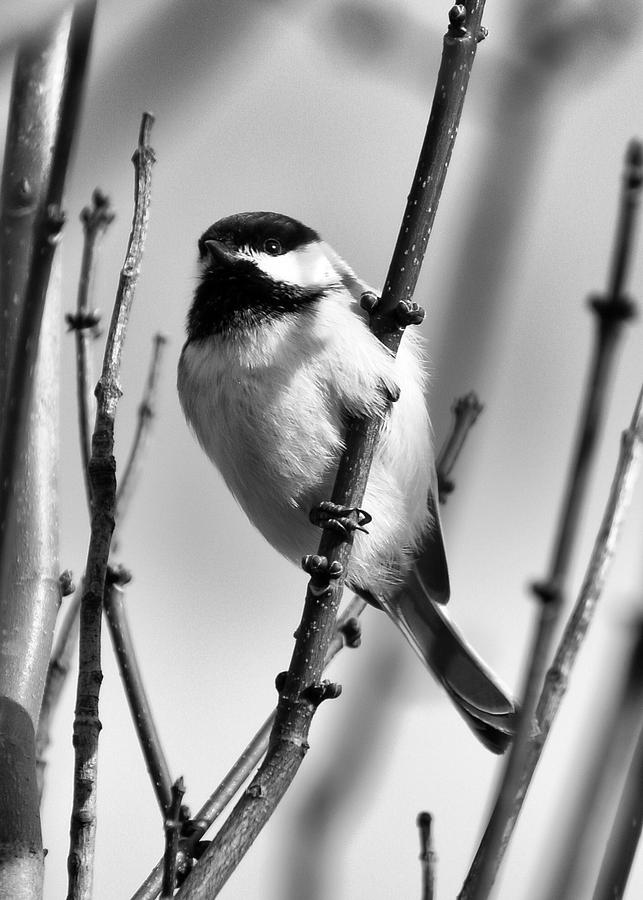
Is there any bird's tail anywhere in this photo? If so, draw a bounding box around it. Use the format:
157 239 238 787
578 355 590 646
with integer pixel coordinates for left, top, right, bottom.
365 570 517 754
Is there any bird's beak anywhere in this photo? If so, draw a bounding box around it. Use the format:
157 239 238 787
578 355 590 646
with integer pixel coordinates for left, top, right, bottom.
204 239 239 267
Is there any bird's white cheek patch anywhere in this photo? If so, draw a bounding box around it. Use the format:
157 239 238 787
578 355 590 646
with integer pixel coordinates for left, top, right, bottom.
252 245 336 288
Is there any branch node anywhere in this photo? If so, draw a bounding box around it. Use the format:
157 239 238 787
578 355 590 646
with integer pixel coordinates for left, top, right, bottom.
339 615 362 648
589 293 637 324
360 290 380 314
245 782 263 800
65 309 102 333
625 139 643 190
59 570 76 597
80 188 115 233
476 26 488 43
106 563 133 587
301 680 343 707
45 203 66 243
275 671 288 693
530 579 562 607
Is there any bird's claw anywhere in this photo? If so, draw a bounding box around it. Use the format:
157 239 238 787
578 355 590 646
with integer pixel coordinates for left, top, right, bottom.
309 500 372 536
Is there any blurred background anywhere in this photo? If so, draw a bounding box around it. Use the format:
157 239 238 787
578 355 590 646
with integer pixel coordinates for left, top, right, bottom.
1 1 642 897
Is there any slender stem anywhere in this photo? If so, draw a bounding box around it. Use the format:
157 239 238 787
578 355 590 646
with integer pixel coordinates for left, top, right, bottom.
436 391 484 502
175 6 487 898
66 112 155 900
36 574 79 801
162 778 186 898
546 618 643 900
417 812 436 900
103 572 174 815
130 598 366 900
68 188 115 507
458 386 643 900
116 332 168 522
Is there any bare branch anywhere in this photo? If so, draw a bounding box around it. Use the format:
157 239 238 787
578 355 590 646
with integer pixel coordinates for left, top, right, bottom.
66 187 115 507
458 139 642 900
459 385 643 900
36 572 78 799
545 615 643 899
66 111 155 900
591 622 643 900
0 8 89 896
116 331 168 523
0 0 96 567
436 391 484 503
174 5 488 898
103 567 174 815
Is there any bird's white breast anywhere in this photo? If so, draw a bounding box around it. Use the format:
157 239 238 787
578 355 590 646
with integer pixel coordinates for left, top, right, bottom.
177 287 433 594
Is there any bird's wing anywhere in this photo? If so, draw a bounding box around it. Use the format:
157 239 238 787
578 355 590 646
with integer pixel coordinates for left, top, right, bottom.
414 480 450 605
363 571 517 754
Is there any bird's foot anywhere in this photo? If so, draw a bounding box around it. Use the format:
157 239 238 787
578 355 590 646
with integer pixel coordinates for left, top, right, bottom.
309 500 372 537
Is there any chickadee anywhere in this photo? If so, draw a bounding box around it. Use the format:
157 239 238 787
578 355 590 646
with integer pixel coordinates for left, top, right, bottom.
178 211 516 752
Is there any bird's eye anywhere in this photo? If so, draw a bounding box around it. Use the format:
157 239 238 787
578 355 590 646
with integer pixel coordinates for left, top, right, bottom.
263 238 282 256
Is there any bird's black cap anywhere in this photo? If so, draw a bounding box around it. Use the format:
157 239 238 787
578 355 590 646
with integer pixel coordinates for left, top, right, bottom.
198 211 320 259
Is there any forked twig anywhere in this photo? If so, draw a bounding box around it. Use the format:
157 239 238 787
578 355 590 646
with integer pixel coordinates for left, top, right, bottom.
162 778 186 898
175 5 488 898
459 140 641 900
130 597 366 900
66 112 155 900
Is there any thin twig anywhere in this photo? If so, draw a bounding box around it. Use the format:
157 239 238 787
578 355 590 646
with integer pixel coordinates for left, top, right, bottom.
459 140 641 900
459 385 643 899
544 614 643 900
0 0 96 568
130 597 366 900
175 6 487 898
417 812 436 900
116 332 168 522
66 188 114 507
66 112 155 900
436 391 484 503
103 567 174 815
162 778 186 898
36 571 77 800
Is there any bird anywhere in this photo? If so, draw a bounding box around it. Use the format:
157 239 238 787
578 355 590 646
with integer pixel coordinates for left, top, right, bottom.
177 211 516 753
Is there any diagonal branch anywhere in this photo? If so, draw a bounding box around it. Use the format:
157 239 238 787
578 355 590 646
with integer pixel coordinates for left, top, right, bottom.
116 331 168 522
66 112 155 900
130 597 366 900
459 385 643 900
174 5 488 898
